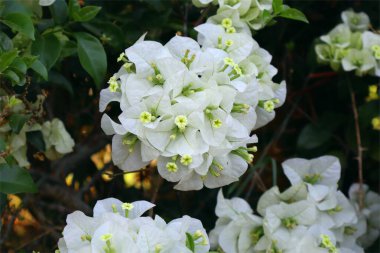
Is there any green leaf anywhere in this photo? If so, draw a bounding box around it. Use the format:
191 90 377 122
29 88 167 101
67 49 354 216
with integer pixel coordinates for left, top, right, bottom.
185 232 195 252
0 49 17 72
272 0 283 14
26 131 46 152
279 8 309 23
48 71 74 96
0 31 13 52
9 57 27 75
0 137 5 152
3 69 20 84
49 0 68 24
8 113 29 134
31 59 48 80
68 0 80 19
1 13 35 40
73 6 101 22
0 163 37 194
32 34 62 70
74 32 106 88
297 123 331 150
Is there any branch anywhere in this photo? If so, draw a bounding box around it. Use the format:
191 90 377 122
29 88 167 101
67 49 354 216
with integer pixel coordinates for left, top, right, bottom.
348 82 365 210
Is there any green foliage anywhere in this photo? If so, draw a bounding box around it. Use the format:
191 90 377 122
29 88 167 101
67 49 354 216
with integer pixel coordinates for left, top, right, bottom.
0 163 37 194
0 12 35 40
32 34 62 70
74 32 107 88
8 113 29 134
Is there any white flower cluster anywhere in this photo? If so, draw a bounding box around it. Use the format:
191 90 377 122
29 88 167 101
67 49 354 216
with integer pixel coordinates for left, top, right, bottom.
209 155 380 253
0 94 74 167
100 13 286 191
349 183 380 248
192 0 274 31
315 9 380 77
57 198 210 253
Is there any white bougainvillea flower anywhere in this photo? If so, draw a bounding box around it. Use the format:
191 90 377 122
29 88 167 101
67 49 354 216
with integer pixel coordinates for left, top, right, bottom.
39 0 56 6
282 156 341 202
318 191 357 228
58 198 210 253
257 183 308 216
321 24 352 48
93 198 155 219
341 9 370 32
100 18 286 190
349 183 380 248
61 211 97 252
342 49 376 76
41 118 75 160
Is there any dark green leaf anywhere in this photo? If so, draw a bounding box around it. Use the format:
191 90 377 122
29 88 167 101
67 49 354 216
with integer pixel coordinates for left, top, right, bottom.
73 6 101 22
32 33 62 70
26 131 46 152
185 232 195 252
0 137 5 152
68 0 80 19
297 123 331 150
8 113 29 134
48 71 74 96
31 59 48 80
0 163 37 194
0 49 17 72
0 193 7 212
74 32 106 88
1 13 35 39
272 0 283 14
3 69 20 84
0 31 13 52
279 8 309 23
9 57 27 75
49 0 68 24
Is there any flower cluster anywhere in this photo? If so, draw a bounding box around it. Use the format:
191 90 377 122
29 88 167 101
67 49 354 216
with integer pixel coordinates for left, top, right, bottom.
209 155 380 253
349 183 380 248
192 0 274 31
0 94 74 167
100 11 286 190
315 9 380 77
57 198 210 253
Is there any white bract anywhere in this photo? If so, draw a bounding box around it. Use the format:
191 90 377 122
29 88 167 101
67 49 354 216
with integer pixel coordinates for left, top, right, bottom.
100 13 286 190
57 198 210 253
209 155 379 253
315 9 380 77
0 93 74 167
192 0 274 31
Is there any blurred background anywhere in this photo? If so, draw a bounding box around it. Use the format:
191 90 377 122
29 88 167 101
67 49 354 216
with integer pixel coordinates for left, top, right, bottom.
0 0 379 252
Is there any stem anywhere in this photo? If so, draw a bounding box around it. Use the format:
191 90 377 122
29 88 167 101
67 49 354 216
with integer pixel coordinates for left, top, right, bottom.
348 81 364 210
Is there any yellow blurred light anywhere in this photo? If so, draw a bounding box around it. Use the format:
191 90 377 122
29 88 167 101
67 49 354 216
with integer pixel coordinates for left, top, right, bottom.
91 144 112 170
366 85 379 102
65 173 74 186
123 171 151 190
372 116 380 131
102 171 113 182
8 194 21 209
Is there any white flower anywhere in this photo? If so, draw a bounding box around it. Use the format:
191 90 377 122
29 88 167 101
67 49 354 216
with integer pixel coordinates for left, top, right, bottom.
58 198 210 253
341 9 370 32
321 24 352 48
342 49 376 76
39 0 56 6
100 21 285 190
42 118 75 160
349 183 380 248
282 156 341 203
